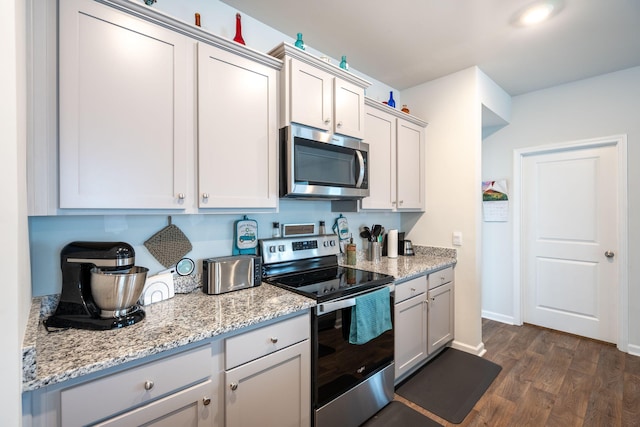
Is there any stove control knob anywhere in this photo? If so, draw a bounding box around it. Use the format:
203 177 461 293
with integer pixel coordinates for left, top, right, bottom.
323 288 329 294
329 240 336 247
269 246 276 253
323 241 329 247
278 245 285 252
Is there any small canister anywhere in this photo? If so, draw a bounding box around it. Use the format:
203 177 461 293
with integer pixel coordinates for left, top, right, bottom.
346 237 357 265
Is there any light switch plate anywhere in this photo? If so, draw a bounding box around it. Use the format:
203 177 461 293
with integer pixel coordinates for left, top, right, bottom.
452 231 463 246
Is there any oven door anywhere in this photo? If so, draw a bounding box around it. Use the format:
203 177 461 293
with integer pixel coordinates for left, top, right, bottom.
312 284 394 409
281 123 369 199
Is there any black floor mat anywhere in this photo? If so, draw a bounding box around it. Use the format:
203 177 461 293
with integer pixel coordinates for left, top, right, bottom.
361 401 443 427
395 348 502 424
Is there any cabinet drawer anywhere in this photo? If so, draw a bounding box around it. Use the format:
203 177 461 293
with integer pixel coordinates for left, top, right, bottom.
225 313 310 370
395 275 427 303
61 345 211 427
428 266 453 289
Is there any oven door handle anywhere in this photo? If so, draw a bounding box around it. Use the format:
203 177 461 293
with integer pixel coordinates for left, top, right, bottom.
317 298 356 315
316 283 393 315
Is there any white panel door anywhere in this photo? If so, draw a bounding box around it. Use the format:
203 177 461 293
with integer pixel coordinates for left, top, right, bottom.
522 143 618 342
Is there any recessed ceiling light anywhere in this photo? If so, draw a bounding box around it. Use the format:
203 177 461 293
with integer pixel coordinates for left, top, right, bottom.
512 1 563 27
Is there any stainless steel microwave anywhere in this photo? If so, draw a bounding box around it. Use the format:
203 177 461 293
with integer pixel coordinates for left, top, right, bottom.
280 123 369 199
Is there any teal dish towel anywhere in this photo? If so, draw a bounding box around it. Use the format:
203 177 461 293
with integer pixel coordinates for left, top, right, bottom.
349 287 392 345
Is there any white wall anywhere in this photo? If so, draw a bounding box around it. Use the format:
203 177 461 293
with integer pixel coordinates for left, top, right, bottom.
400 67 485 355
1 0 30 425
482 66 640 352
148 0 397 102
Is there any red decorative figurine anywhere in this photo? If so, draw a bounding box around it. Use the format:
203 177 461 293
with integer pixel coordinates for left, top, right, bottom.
233 13 245 45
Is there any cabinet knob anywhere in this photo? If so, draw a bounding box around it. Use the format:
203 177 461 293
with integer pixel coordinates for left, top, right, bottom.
392 201 396 205
202 193 209 200
144 380 154 391
605 250 615 258
399 200 404 205
229 382 238 391
324 118 331 125
337 121 343 128
410 287 416 292
202 396 211 406
177 193 185 200
270 337 279 344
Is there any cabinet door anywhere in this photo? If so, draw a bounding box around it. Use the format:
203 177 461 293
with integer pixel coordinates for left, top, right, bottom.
226 340 310 427
394 294 427 381
289 58 333 132
197 43 278 208
361 107 396 210
427 282 455 354
334 79 365 139
396 119 425 210
95 380 215 427
59 0 190 209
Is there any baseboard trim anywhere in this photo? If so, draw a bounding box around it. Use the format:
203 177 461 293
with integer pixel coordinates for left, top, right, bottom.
451 340 486 357
481 310 517 325
627 343 640 357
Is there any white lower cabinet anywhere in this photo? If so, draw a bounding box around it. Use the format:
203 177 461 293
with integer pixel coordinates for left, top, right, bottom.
94 380 215 427
394 268 455 383
60 345 215 427
427 268 455 355
26 313 311 427
394 276 428 380
224 314 311 427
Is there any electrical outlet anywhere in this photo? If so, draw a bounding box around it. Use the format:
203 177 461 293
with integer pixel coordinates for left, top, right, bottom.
452 231 463 246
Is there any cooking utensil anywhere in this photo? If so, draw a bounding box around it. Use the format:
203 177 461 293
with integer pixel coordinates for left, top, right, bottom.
360 226 371 240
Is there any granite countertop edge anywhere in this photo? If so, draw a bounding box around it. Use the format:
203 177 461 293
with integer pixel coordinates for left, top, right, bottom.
22 246 456 393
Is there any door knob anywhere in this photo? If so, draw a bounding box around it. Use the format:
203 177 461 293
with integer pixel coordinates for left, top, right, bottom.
605 250 615 258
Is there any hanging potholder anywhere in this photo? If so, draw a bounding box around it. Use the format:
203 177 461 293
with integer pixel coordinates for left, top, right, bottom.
144 219 192 268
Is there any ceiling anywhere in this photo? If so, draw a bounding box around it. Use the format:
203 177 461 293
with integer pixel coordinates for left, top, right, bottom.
221 0 640 96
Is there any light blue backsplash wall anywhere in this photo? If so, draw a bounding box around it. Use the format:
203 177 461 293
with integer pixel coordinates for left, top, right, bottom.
29 200 402 296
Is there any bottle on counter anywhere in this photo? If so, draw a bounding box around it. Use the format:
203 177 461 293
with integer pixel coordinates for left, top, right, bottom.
346 236 357 265
319 220 326 235
272 222 281 238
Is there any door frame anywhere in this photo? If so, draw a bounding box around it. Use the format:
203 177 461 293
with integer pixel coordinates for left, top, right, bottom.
512 135 628 351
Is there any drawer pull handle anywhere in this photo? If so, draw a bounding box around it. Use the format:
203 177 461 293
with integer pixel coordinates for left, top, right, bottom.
270 337 279 344
230 382 238 391
203 396 211 406
410 287 416 292
144 380 154 391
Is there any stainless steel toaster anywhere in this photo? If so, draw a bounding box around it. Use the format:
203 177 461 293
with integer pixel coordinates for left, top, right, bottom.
202 255 262 295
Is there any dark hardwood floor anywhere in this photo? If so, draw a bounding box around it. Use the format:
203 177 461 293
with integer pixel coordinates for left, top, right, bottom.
395 319 640 426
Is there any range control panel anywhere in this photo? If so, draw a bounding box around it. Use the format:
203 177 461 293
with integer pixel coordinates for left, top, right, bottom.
259 234 340 265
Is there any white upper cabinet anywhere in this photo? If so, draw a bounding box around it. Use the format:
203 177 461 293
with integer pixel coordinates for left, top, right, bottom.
362 98 427 211
269 43 369 139
58 0 191 209
197 43 278 209
396 119 426 210
361 107 397 210
40 0 281 214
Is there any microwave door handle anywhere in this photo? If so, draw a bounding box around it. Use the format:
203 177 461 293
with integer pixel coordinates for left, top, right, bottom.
355 150 365 188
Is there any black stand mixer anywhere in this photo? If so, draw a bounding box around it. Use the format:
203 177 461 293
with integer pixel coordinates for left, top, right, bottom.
44 242 148 331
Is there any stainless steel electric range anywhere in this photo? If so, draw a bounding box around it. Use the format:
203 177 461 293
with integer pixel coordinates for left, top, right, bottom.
260 234 395 427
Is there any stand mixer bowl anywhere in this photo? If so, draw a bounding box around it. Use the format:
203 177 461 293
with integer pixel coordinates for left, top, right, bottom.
90 266 149 318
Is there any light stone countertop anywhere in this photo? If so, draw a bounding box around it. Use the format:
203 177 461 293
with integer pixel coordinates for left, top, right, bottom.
22 284 315 392
22 246 456 393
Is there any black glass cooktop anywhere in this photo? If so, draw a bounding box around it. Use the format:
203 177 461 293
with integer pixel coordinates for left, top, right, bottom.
266 266 393 303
